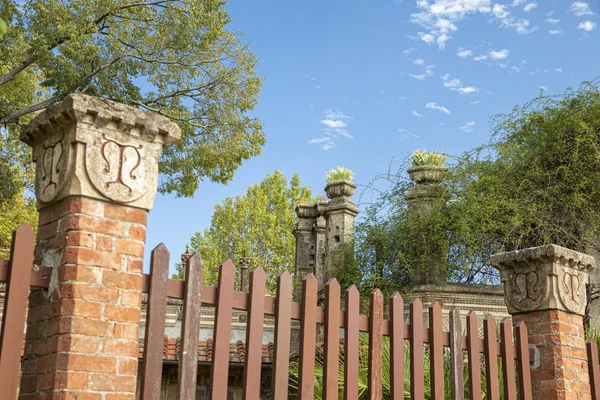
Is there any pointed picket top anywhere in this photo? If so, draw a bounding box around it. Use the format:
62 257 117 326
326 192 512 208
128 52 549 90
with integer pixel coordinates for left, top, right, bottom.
390 291 403 301
371 288 383 297
220 258 235 271
188 252 203 265
430 300 442 313
326 277 340 286
15 223 34 237
302 272 318 288
151 242 169 255
346 284 359 297
410 297 423 309
250 265 266 280
279 270 292 279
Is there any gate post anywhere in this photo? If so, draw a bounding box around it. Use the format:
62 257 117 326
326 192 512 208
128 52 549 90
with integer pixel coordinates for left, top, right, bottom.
492 245 595 400
18 94 180 399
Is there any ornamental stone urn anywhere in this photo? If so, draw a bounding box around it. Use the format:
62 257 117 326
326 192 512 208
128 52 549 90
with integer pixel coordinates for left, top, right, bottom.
407 165 448 185
324 180 357 199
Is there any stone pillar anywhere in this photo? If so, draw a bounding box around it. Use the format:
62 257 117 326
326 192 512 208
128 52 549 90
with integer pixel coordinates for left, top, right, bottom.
323 180 359 278
314 201 328 291
405 165 448 285
293 204 317 280
19 94 180 399
492 245 595 400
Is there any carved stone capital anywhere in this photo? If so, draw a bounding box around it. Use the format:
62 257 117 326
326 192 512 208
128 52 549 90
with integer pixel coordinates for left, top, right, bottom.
491 245 595 316
20 94 181 211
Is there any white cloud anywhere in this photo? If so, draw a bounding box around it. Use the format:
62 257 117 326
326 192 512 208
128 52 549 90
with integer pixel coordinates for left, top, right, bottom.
512 0 526 6
413 58 425 65
411 0 492 48
474 49 510 62
320 119 346 129
555 67 563 73
578 20 596 31
310 109 354 150
425 102 451 114
398 129 419 140
492 4 536 34
523 3 537 12
308 137 336 151
412 110 425 119
410 64 435 80
441 74 479 95
490 49 510 60
460 121 476 133
546 18 560 24
403 47 417 55
549 29 562 35
486 90 499 95
470 100 482 104
570 2 594 16
315 85 321 89
457 48 473 58
399 96 409 100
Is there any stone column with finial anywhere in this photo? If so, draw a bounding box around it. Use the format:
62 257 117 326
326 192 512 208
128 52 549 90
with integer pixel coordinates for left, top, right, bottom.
323 180 359 279
405 163 448 286
492 245 595 400
18 93 180 399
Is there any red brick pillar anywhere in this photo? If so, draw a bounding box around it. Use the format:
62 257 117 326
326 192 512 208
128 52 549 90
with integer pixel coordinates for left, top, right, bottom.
18 94 180 399
492 245 595 400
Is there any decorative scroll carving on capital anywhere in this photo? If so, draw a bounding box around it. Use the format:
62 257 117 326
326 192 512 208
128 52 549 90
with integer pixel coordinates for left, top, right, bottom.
20 94 181 211
491 244 595 316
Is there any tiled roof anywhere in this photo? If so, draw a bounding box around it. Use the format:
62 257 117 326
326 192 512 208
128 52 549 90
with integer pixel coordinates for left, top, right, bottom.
139 336 275 363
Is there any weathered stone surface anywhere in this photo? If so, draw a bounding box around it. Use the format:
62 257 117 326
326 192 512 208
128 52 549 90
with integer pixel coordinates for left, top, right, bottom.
491 244 595 315
406 165 448 184
324 180 357 199
20 93 181 211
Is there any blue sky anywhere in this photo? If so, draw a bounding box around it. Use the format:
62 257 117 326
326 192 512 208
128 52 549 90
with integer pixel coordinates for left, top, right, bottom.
145 0 600 274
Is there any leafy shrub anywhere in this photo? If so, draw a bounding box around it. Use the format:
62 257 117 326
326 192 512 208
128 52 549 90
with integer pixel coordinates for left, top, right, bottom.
410 149 448 167
326 166 355 182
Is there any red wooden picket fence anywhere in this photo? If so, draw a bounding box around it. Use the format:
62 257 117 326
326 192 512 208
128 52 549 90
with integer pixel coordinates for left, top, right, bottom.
0 223 534 399
587 339 600 400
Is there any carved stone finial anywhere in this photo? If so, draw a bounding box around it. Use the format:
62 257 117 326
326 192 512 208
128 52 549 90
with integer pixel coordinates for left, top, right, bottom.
491 244 595 316
20 93 181 211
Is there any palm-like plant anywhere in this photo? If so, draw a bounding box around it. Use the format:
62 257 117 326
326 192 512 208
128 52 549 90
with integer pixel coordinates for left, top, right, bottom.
289 332 505 400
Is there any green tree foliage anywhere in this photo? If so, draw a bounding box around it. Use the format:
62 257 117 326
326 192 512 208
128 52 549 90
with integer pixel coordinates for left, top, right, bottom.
338 81 600 296
175 171 316 293
0 0 264 197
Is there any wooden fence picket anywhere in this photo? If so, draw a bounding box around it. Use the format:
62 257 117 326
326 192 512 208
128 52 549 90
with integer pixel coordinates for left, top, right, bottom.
210 260 236 400
484 315 500 400
242 266 266 399
389 292 404 400
467 311 482 400
587 339 600 400
500 318 517 400
368 289 384 400
323 278 341 400
271 271 293 399
515 322 532 400
178 253 205 399
140 244 170 400
344 285 360 400
298 274 318 400
410 298 425 400
449 307 464 400
429 302 444 400
0 224 35 400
